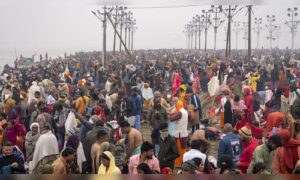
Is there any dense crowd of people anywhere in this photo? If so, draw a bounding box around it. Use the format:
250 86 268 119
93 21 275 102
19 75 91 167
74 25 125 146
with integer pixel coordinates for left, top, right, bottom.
0 48 300 174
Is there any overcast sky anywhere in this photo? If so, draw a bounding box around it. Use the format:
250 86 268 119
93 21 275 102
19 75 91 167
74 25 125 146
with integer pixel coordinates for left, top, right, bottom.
0 0 299 65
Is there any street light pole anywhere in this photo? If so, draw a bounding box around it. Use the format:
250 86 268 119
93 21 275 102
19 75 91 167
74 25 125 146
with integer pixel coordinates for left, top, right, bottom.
247 5 252 62
192 17 198 50
210 5 224 51
189 21 194 49
253 17 263 50
242 22 248 49
285 7 300 51
266 14 277 50
275 26 281 48
233 21 241 51
201 10 211 53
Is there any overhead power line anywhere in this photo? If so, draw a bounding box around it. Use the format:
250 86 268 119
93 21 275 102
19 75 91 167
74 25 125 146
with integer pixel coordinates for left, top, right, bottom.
126 5 203 9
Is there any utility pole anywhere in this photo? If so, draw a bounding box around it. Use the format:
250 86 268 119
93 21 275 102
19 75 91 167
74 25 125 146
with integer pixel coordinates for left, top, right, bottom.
222 6 243 59
124 12 131 50
209 5 224 51
266 14 277 50
201 9 211 53
106 10 133 61
247 5 252 62
285 7 300 51
233 21 242 51
127 13 133 51
119 10 127 52
253 17 263 50
112 6 118 55
92 6 112 67
131 19 137 51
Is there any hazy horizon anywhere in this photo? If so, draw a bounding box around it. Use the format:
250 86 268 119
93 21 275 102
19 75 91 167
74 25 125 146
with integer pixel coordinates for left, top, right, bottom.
1 0 299 66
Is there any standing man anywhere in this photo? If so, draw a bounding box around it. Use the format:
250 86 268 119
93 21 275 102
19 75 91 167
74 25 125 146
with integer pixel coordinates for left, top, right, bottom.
169 101 189 168
147 98 168 155
132 87 143 131
247 135 282 174
119 121 143 165
189 89 202 132
158 123 179 170
217 123 242 168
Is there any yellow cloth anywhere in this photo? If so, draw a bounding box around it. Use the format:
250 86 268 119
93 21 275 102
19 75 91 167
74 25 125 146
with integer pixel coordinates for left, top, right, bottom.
250 75 260 93
98 151 121 175
75 96 89 114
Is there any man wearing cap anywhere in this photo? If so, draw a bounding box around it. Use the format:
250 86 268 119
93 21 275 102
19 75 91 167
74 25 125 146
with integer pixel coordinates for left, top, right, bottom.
218 123 242 168
238 125 259 174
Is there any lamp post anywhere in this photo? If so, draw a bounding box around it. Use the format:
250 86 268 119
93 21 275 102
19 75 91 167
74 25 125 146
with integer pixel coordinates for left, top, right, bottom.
209 5 224 51
253 17 263 50
201 9 211 53
192 17 199 49
233 21 242 50
275 26 281 48
285 7 300 51
266 15 277 50
242 22 248 49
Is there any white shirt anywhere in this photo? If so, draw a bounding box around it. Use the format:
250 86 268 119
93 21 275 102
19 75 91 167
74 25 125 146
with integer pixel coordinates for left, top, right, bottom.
183 149 207 163
173 108 188 138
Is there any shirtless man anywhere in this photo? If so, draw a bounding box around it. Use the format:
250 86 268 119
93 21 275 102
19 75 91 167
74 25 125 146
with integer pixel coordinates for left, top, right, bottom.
119 120 143 165
90 129 109 173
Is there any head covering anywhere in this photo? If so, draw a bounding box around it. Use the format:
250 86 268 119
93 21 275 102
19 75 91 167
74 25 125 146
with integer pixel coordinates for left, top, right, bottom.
239 125 252 138
66 134 80 150
98 151 120 175
176 100 184 112
179 84 187 92
276 129 300 173
30 122 40 132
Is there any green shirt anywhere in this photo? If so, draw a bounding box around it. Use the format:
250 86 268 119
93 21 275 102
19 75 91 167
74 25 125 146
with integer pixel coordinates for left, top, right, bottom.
247 144 274 174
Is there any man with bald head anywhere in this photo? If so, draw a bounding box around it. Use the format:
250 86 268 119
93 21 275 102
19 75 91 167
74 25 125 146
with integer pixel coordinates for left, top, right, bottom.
217 123 242 168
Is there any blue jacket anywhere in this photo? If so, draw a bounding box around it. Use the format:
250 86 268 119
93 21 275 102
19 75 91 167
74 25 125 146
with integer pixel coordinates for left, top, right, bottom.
217 132 242 168
132 94 142 115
